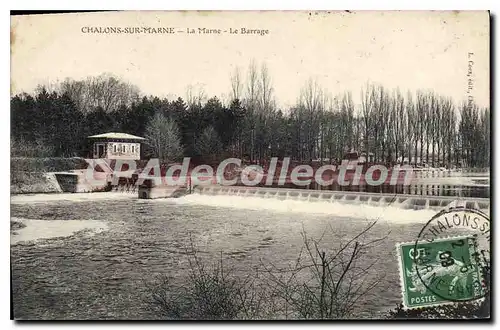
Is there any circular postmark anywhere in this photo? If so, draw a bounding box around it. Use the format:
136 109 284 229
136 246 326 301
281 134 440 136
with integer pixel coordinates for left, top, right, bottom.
412 207 490 303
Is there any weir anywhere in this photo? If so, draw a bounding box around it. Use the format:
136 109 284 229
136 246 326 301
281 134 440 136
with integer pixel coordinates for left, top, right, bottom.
138 185 188 199
193 185 490 212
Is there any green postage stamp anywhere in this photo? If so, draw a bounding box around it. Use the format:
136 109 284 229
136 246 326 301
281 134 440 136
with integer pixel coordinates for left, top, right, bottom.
397 235 485 309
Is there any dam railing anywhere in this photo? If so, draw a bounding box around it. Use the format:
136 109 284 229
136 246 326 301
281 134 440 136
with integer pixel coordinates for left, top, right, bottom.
193 185 490 212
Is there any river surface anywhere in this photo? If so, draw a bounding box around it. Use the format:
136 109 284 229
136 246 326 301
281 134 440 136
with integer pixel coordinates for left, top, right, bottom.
9 192 482 320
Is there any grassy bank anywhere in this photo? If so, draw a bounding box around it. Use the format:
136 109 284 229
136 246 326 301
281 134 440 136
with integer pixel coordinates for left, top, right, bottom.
11 157 88 173
11 172 62 194
10 157 89 194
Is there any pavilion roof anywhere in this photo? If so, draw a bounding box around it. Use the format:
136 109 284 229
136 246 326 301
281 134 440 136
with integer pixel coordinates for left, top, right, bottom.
87 132 146 140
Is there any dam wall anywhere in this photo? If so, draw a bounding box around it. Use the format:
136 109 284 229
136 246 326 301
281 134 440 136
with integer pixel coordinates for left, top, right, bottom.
53 170 110 193
193 185 490 212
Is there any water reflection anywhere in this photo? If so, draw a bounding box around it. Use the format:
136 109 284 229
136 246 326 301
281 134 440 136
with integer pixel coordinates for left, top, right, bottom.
251 182 490 198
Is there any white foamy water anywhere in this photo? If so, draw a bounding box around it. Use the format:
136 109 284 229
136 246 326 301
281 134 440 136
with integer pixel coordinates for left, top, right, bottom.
11 192 136 204
163 193 436 224
11 218 108 245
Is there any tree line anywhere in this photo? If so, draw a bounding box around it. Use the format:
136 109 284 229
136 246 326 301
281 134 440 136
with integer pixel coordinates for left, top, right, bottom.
11 63 490 168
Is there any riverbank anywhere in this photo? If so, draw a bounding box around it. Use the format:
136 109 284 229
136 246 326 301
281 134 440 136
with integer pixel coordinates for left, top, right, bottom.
11 172 62 194
10 157 87 194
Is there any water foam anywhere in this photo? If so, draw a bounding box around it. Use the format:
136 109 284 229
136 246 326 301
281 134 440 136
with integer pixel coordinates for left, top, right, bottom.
11 192 136 204
165 193 436 224
11 217 108 244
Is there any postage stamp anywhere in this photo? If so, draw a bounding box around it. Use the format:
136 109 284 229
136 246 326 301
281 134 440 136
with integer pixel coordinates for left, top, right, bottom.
397 235 485 309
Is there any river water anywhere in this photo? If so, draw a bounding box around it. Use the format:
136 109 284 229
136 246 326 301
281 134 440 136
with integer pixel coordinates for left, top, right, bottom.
9 192 485 319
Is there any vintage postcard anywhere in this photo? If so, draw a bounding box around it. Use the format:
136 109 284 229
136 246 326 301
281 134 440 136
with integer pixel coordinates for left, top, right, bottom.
10 11 490 320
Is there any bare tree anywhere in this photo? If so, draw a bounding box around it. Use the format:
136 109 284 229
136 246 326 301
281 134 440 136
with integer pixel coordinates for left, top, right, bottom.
258 63 275 114
479 108 491 167
245 60 260 111
375 87 390 163
244 60 260 161
406 92 418 165
340 92 355 156
388 89 407 164
360 84 375 163
297 78 326 161
434 96 452 167
59 73 140 113
230 66 244 102
441 101 456 167
144 113 183 163
415 91 428 166
253 63 275 159
186 84 207 109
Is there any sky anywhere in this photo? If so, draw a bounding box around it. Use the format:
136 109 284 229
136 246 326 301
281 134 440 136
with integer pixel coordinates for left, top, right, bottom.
10 10 490 108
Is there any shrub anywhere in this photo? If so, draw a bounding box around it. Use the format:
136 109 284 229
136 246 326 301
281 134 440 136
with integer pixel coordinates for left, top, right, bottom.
144 248 266 320
261 221 386 319
144 223 386 320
